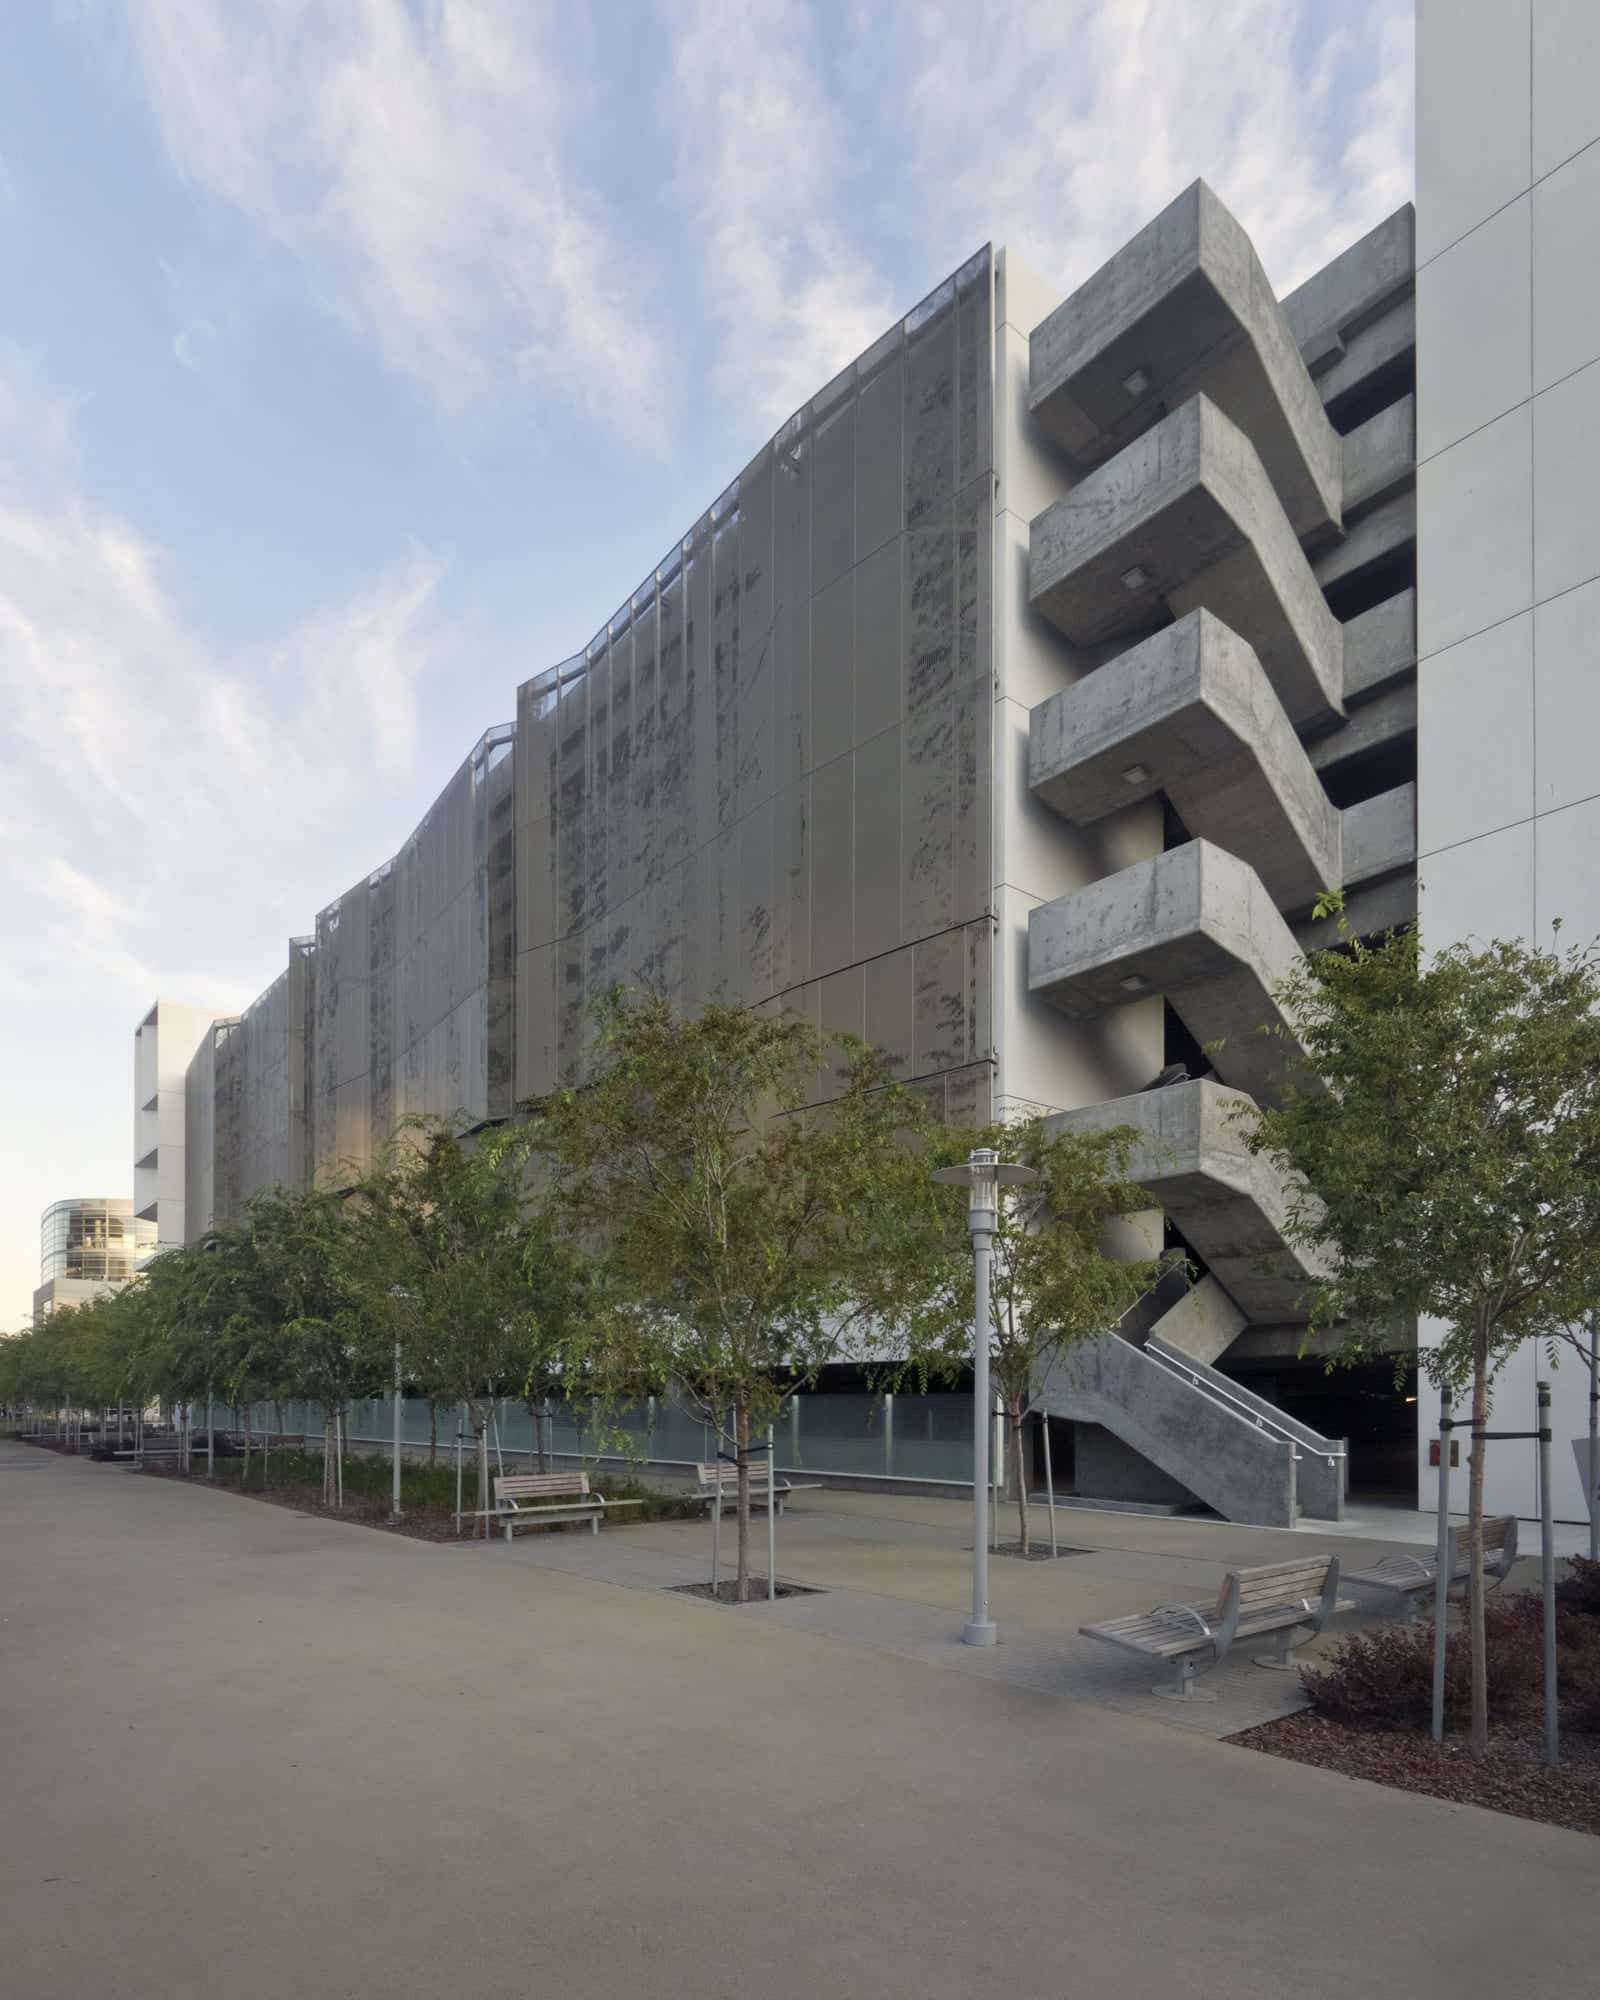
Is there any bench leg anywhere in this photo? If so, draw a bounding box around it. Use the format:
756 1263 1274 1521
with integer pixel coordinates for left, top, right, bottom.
503 1523 513 1544
1252 1626 1306 1671
1152 1653 1217 1702
589 1514 599 1536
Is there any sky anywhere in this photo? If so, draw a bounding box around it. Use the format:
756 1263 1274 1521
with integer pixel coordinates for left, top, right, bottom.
0 0 1413 1328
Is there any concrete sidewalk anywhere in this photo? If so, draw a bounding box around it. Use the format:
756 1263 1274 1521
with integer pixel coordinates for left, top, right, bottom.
1 1442 1594 2000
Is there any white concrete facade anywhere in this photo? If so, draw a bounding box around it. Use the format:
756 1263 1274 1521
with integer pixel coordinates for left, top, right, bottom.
1415 0 1600 1521
133 999 220 1254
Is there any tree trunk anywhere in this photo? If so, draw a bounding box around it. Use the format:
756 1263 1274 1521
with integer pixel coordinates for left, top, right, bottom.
240 1404 251 1483
537 1404 550 1474
735 1399 752 1603
428 1399 438 1468
1467 1328 1490 1755
1012 1404 1030 1555
323 1411 337 1505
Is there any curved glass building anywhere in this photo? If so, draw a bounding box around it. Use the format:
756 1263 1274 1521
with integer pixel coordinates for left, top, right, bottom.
37 1198 155 1307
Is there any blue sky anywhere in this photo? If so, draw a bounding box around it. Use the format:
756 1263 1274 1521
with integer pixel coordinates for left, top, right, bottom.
0 0 1412 1326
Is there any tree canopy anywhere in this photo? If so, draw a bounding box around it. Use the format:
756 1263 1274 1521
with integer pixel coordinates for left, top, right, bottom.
1246 922 1600 1749
528 986 946 1598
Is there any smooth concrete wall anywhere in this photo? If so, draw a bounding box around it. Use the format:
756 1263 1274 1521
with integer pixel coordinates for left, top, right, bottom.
991 247 1165 1131
134 998 219 1250
1415 0 1600 1523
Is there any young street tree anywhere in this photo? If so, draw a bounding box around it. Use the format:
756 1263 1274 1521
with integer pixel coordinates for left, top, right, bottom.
357 1117 563 1532
529 988 942 1601
918 1119 1164 1554
247 1186 381 1505
1245 924 1600 1753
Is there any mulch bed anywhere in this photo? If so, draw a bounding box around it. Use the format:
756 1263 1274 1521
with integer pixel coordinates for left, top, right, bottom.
132 1465 498 1544
990 1540 1091 1562
668 1580 823 1604
1234 1710 1600 1838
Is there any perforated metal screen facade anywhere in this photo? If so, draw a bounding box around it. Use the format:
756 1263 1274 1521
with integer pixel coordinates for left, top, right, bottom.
515 249 995 1121
187 250 997 1232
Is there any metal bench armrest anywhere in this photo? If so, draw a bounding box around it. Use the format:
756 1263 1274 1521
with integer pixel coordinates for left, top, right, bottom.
1150 1602 1214 1641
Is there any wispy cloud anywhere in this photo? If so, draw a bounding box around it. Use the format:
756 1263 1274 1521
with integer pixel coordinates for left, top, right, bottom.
661 0 899 431
96 0 663 437
867 0 1413 301
0 346 445 1010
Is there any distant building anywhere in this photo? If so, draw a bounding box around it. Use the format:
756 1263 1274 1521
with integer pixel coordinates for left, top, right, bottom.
32 1196 155 1320
133 998 222 1255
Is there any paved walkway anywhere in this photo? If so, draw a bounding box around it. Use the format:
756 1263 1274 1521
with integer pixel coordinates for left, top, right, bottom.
503 1489 1403 1737
2 1442 1595 2000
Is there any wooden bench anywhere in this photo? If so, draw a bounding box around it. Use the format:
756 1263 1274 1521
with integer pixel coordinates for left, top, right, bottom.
489 1472 642 1542
694 1462 820 1517
1343 1514 1518 1618
1081 1555 1353 1700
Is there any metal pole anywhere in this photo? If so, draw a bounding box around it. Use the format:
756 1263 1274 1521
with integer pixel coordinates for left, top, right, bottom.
1041 1408 1058 1559
711 1452 721 1595
207 1393 215 1479
767 1423 776 1602
337 1408 345 1508
1588 1311 1599 1565
454 1424 463 1535
1539 1381 1559 1767
965 1204 997 1646
1431 1384 1453 1744
992 1399 1002 1552
391 1342 403 1520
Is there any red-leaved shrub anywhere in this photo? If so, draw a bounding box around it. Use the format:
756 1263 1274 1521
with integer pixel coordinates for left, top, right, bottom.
1302 1599 1548 1730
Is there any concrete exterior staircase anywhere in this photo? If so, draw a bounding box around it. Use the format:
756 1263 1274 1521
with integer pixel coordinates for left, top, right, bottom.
1017 180 1415 1526
1038 1282 1347 1529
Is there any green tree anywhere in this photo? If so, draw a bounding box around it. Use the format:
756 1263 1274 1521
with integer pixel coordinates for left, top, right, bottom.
246 1185 381 1504
123 1244 231 1447
1244 924 1600 1752
916 1120 1164 1553
529 987 943 1601
356 1117 560 1531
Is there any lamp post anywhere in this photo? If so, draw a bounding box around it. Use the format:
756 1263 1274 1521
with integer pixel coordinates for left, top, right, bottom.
933 1145 1039 1647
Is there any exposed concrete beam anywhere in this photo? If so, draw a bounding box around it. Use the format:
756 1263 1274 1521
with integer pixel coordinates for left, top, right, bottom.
1028 841 1320 1105
1341 395 1415 518
1342 783 1416 886
1029 180 1342 538
1029 396 1344 729
1313 490 1414 593
1047 1078 1330 1321
1306 679 1416 775
1282 205 1415 352
1027 609 1339 910
1144 1273 1246 1366
1309 297 1415 414
1342 588 1416 701
1293 868 1416 951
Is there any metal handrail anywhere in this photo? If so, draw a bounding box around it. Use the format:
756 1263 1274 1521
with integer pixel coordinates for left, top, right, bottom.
1142 1343 1347 1467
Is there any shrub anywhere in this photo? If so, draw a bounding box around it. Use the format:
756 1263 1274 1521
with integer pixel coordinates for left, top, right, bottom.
1555 1553 1600 1618
1565 1656 1600 1733
1302 1621 1463 1729
1302 1599 1546 1730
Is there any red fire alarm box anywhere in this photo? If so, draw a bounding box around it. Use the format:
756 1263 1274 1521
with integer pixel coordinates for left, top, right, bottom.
1428 1439 1460 1467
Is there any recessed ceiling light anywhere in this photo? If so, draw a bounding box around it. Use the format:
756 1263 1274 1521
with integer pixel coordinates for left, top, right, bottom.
1119 973 1149 993
1119 564 1150 591
1119 763 1150 786
1121 367 1151 398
